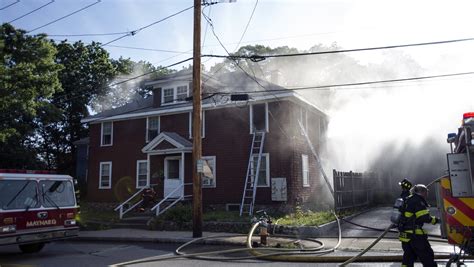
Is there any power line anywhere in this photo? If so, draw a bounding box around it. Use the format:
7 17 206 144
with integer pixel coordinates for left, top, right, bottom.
104 45 190 54
27 0 101 33
202 37 474 61
101 5 193 47
0 0 19 11
201 4 212 49
8 0 55 23
219 71 474 95
51 57 194 106
233 0 258 51
48 31 130 37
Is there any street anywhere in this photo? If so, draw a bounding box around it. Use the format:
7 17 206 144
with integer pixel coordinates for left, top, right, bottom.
0 241 178 267
0 240 422 267
0 208 467 267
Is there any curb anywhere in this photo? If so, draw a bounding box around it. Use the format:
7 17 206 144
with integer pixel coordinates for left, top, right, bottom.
74 207 383 245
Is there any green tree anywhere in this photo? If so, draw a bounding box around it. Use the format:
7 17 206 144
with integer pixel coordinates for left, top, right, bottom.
0 23 62 168
37 40 117 172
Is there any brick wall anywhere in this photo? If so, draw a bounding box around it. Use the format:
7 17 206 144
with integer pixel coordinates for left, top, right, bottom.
86 99 329 209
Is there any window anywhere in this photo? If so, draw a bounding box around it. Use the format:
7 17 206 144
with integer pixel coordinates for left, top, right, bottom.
251 153 270 187
161 85 189 105
202 156 216 188
99 162 112 189
189 111 205 138
101 122 113 146
302 154 309 187
163 88 174 103
136 160 148 188
40 180 76 207
300 108 308 135
0 180 39 210
177 85 188 101
165 159 180 179
250 103 268 133
146 116 160 142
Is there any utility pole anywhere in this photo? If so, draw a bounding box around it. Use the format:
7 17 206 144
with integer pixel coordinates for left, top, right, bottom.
192 0 203 238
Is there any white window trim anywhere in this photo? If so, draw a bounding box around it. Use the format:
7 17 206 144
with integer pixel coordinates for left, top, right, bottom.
189 111 205 139
252 153 270 187
302 154 310 187
249 102 269 134
146 116 160 142
100 121 113 147
161 84 189 106
136 160 149 189
202 156 216 188
99 161 112 189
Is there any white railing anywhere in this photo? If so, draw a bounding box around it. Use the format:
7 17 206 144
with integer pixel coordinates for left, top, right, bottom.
151 183 192 216
114 187 146 219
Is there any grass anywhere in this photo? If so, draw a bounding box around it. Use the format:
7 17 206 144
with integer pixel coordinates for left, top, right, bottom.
76 202 120 224
272 209 357 227
273 210 336 226
77 201 354 229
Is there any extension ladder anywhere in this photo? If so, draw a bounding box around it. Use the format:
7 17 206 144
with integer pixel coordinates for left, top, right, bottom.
240 131 266 216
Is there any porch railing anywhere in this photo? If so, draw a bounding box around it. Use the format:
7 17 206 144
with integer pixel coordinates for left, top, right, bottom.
114 187 146 219
151 183 192 216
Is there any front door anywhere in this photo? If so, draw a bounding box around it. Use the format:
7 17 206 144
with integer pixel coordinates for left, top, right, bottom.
164 156 183 198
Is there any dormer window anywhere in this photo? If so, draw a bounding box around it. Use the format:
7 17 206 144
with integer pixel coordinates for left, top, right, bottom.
161 84 189 105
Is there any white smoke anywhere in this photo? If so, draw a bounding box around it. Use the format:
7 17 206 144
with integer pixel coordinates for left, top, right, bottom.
325 76 474 172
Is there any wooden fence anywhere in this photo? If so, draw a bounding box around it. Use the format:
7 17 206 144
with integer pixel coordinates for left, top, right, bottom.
333 169 376 211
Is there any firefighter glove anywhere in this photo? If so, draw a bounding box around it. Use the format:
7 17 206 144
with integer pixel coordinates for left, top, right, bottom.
431 216 439 225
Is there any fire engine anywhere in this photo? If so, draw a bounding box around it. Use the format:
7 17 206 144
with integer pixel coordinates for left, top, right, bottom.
0 170 79 253
437 112 474 259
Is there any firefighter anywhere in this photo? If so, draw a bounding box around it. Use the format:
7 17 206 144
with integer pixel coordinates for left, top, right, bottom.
139 187 157 212
399 178 413 200
399 184 439 267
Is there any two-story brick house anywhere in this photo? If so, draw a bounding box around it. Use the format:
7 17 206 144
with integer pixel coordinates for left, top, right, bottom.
81 69 330 212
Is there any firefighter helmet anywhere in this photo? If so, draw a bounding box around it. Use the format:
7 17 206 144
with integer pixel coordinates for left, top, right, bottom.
413 184 428 193
399 178 413 190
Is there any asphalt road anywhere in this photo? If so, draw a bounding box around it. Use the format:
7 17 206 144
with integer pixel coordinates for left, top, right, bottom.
0 241 179 267
0 207 464 267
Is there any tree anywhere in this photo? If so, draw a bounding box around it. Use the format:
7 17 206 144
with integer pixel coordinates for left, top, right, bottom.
36 40 117 172
0 23 62 168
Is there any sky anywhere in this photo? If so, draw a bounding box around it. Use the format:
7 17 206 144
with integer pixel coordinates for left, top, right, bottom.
3 0 474 172
2 0 473 69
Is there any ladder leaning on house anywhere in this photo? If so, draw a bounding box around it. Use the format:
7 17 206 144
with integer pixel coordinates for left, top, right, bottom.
240 131 266 216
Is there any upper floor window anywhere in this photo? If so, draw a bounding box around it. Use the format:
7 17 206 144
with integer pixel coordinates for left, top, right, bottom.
161 85 189 105
250 103 269 134
163 88 174 103
101 122 113 146
177 86 188 101
189 111 205 139
146 116 160 142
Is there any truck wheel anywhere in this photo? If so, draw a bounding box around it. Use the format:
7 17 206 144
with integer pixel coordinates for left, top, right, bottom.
19 243 45 253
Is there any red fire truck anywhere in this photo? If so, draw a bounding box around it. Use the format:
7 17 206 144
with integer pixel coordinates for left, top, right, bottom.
0 170 79 253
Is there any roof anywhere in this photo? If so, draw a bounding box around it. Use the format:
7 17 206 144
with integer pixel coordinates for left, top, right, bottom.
142 132 192 154
82 70 326 124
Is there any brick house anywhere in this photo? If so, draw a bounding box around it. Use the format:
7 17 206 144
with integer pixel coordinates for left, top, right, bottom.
81 69 330 212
